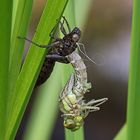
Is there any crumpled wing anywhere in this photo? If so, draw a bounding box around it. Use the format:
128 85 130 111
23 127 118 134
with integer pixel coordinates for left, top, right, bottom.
60 74 75 100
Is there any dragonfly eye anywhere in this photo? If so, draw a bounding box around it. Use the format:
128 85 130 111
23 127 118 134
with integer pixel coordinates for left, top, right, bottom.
72 34 80 42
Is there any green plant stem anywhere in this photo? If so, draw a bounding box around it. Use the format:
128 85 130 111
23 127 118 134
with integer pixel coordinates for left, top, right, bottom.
6 0 68 139
63 0 92 139
0 0 12 139
74 0 92 30
62 0 79 139
127 0 140 139
62 0 86 140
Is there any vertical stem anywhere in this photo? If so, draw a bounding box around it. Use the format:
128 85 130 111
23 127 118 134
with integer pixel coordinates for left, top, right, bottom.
127 0 140 139
62 1 85 140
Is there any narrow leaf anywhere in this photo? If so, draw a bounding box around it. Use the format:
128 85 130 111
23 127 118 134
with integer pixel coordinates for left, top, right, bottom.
127 0 140 139
6 0 68 139
23 64 63 140
8 0 34 111
23 0 69 138
0 0 12 139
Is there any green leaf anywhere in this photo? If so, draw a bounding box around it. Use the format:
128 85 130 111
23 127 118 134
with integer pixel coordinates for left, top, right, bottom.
23 64 63 140
126 0 140 139
11 0 19 33
6 0 68 139
0 0 12 139
8 0 34 111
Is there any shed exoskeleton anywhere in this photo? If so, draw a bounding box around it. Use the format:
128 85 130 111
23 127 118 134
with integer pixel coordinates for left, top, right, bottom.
59 51 108 131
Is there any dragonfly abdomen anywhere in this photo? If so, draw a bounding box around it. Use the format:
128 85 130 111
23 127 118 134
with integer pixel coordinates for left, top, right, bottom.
35 58 55 86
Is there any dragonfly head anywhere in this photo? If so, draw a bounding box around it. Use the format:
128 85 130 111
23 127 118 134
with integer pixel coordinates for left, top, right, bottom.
59 27 81 56
71 27 81 43
64 116 83 131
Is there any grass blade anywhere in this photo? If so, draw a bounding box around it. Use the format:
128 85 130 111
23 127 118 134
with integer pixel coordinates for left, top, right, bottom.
8 0 34 109
23 1 68 139
0 0 12 139
11 0 19 33
6 0 68 139
126 0 140 139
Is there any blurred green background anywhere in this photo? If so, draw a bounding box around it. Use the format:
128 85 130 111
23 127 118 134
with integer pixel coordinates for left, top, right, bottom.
16 0 131 139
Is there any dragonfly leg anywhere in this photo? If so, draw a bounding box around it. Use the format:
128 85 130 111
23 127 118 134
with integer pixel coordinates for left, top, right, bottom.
61 114 75 117
86 98 108 107
59 20 67 35
17 36 51 48
53 16 71 36
62 16 71 33
49 16 70 39
46 54 69 63
49 23 59 40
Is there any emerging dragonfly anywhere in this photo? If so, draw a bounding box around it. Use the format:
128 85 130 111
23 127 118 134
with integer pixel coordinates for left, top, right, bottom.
59 51 108 131
18 16 81 86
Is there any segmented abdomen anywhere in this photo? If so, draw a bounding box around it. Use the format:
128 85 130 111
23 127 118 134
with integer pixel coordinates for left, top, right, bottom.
67 51 87 83
66 51 91 97
35 58 55 87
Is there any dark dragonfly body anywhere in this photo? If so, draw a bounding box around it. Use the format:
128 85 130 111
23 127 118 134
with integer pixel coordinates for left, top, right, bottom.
36 27 81 86
18 17 81 86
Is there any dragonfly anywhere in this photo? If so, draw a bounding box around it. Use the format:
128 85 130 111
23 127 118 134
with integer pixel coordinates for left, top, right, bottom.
59 51 108 131
18 16 81 86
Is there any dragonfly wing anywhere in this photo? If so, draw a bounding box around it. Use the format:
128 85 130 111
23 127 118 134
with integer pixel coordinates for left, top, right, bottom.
60 74 75 99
